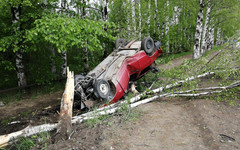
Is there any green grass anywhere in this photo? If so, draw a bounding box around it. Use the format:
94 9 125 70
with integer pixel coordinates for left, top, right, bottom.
135 44 240 106
5 132 50 150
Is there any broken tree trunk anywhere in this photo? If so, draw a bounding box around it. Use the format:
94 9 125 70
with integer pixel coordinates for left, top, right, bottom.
56 67 74 139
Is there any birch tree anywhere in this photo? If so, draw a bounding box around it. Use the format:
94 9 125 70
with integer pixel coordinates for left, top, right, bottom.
201 0 211 54
207 19 215 50
216 27 221 46
11 5 27 87
165 1 170 53
138 0 141 39
60 0 68 77
131 0 136 37
147 0 151 36
193 0 205 59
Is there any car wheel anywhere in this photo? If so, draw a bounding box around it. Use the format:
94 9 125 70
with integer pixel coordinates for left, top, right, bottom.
115 39 125 48
94 79 110 99
141 37 154 55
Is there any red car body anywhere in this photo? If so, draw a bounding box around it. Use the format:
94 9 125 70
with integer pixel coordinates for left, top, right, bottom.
110 48 162 104
74 38 163 109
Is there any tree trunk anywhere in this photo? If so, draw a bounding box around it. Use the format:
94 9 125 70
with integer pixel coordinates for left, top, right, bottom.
201 1 211 55
60 0 68 78
102 0 108 59
173 6 180 25
193 0 205 59
11 6 27 87
165 1 170 53
131 0 136 37
126 1 130 38
57 67 74 139
83 42 89 73
154 0 157 38
207 19 214 51
216 28 221 46
147 0 151 36
61 50 67 78
138 0 141 39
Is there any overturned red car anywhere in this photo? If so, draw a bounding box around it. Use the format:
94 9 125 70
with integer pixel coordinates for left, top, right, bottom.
74 37 163 109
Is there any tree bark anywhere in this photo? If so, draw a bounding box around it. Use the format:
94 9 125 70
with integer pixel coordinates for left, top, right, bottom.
60 0 68 78
147 0 151 36
201 1 211 55
11 6 27 87
207 19 215 51
83 42 89 73
101 0 108 59
165 1 170 53
57 67 74 139
60 50 67 77
131 0 136 37
216 28 221 46
154 0 157 37
193 0 205 59
138 0 141 39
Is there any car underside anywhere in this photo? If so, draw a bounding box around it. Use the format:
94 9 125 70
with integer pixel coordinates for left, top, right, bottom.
74 37 163 109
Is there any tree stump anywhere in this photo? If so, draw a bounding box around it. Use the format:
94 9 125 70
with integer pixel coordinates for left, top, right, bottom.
56 67 74 139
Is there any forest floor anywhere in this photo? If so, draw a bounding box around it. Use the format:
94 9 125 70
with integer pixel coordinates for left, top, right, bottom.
0 51 240 150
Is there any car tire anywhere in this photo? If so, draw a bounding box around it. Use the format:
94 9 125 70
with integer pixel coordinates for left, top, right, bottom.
115 39 125 48
93 79 110 99
141 37 154 55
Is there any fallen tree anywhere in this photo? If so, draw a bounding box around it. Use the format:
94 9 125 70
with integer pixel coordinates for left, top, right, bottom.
1 72 239 147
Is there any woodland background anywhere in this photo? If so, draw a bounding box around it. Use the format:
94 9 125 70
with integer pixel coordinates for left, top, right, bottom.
0 0 239 90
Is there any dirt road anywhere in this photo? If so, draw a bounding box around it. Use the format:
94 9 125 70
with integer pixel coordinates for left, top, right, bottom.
100 98 240 150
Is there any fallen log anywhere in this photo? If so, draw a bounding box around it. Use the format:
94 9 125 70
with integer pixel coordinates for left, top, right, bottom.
0 124 57 148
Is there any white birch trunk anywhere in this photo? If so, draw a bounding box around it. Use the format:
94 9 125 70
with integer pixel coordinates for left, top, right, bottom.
138 0 141 39
207 20 214 51
193 0 205 59
131 0 136 37
101 0 108 58
123 1 130 37
61 51 67 78
60 0 67 78
147 0 151 36
12 6 27 87
102 0 108 21
172 6 181 25
201 2 211 55
165 1 170 53
216 28 221 46
154 0 157 37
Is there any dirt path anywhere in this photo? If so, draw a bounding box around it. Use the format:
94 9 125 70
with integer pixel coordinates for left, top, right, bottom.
158 51 219 70
101 98 240 150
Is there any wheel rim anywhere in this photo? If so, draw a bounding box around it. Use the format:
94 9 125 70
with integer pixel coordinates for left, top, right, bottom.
146 40 152 49
100 83 108 95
